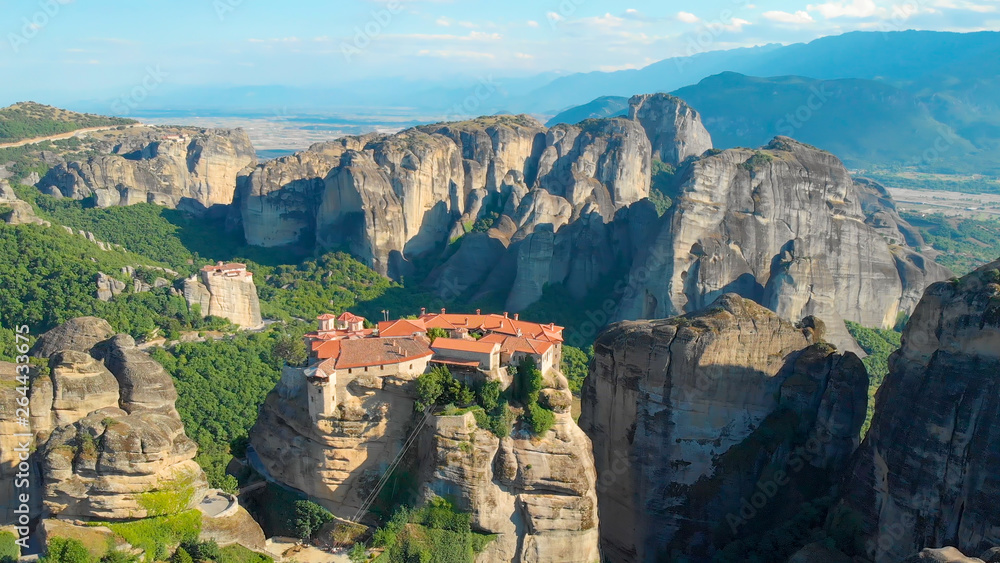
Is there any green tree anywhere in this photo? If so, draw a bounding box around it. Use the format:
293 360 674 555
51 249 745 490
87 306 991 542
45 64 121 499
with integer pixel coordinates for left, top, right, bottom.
290 500 334 540
426 328 448 343
272 334 308 367
560 345 592 394
99 551 138 563
347 543 367 563
476 380 502 412
170 548 193 563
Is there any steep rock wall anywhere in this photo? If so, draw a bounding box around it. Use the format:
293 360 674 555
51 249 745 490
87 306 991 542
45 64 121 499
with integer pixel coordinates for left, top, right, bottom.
615 137 949 351
580 294 869 562
39 128 256 213
831 260 1000 562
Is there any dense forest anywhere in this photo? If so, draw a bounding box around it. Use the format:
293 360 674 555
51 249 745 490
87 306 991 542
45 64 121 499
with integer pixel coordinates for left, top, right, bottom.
0 102 135 143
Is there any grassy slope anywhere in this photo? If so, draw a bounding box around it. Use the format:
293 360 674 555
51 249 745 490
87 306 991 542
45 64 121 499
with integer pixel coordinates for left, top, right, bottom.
0 101 135 143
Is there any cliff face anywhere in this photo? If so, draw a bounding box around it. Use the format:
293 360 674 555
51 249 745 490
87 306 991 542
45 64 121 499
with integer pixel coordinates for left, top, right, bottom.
579 295 869 562
29 322 209 520
39 128 256 213
183 267 263 329
628 93 713 165
235 113 652 285
417 412 600 563
831 260 1000 562
614 137 949 351
251 364 601 562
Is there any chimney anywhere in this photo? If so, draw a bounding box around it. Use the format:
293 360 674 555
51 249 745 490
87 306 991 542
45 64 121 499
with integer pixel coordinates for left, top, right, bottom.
420 307 426 316
514 314 519 320
476 309 481 315
441 308 446 314
503 312 509 318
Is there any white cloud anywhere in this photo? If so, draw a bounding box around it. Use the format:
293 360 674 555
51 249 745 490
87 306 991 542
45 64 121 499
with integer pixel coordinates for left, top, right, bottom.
514 52 534 59
763 10 816 23
436 17 451 27
416 49 495 59
808 0 881 18
707 17 752 32
677 11 700 23
527 20 539 27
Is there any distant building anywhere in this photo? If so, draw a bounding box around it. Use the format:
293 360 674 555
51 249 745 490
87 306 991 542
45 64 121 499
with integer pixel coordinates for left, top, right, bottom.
183 262 262 329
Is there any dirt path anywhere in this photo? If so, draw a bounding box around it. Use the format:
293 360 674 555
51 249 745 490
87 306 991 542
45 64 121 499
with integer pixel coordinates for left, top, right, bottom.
0 124 137 149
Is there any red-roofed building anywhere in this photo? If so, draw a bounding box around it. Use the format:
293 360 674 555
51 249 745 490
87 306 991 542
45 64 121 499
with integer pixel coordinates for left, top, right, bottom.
201 261 252 278
302 309 563 421
430 338 500 371
305 336 433 420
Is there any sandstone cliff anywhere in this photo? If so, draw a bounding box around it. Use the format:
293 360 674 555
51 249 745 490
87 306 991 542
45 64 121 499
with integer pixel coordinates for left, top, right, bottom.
579 294 869 562
628 93 713 165
39 128 256 213
234 113 653 285
183 265 263 329
416 412 600 563
29 319 210 520
251 362 601 562
614 137 950 351
830 259 1000 562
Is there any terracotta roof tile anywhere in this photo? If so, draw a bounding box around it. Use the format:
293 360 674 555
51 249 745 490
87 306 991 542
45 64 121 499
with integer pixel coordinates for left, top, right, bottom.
431 338 499 355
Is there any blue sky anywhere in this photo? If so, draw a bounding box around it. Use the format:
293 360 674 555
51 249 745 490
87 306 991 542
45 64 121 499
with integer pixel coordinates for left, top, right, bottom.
0 0 997 105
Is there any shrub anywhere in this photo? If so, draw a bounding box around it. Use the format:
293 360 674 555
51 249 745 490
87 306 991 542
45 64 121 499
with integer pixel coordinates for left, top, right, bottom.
0 532 20 563
42 538 92 563
524 402 556 436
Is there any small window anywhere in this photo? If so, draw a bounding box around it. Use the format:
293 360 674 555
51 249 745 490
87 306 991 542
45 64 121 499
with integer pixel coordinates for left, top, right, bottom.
348 368 352 374
365 366 368 372
381 365 385 371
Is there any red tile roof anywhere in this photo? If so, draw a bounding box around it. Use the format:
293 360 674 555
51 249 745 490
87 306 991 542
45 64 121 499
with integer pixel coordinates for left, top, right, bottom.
317 314 337 320
337 312 365 323
431 338 499 355
479 333 553 355
318 337 432 371
419 313 564 343
378 318 427 337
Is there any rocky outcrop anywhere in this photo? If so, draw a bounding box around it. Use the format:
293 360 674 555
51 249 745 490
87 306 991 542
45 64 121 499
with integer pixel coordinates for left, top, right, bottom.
31 317 115 360
235 107 943 329
831 260 1000 562
235 114 650 286
417 412 600 563
30 318 210 520
0 362 30 526
251 361 601 562
0 179 45 225
579 294 869 562
615 137 950 352
39 128 256 213
628 93 713 165
183 264 263 329
41 408 207 520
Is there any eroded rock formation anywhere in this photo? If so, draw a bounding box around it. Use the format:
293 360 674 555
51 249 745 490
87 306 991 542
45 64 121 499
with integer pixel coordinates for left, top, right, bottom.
251 361 601 562
628 93 713 165
831 260 1000 562
39 128 256 213
29 318 210 520
183 263 263 329
579 294 869 562
234 114 653 285
614 137 950 351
